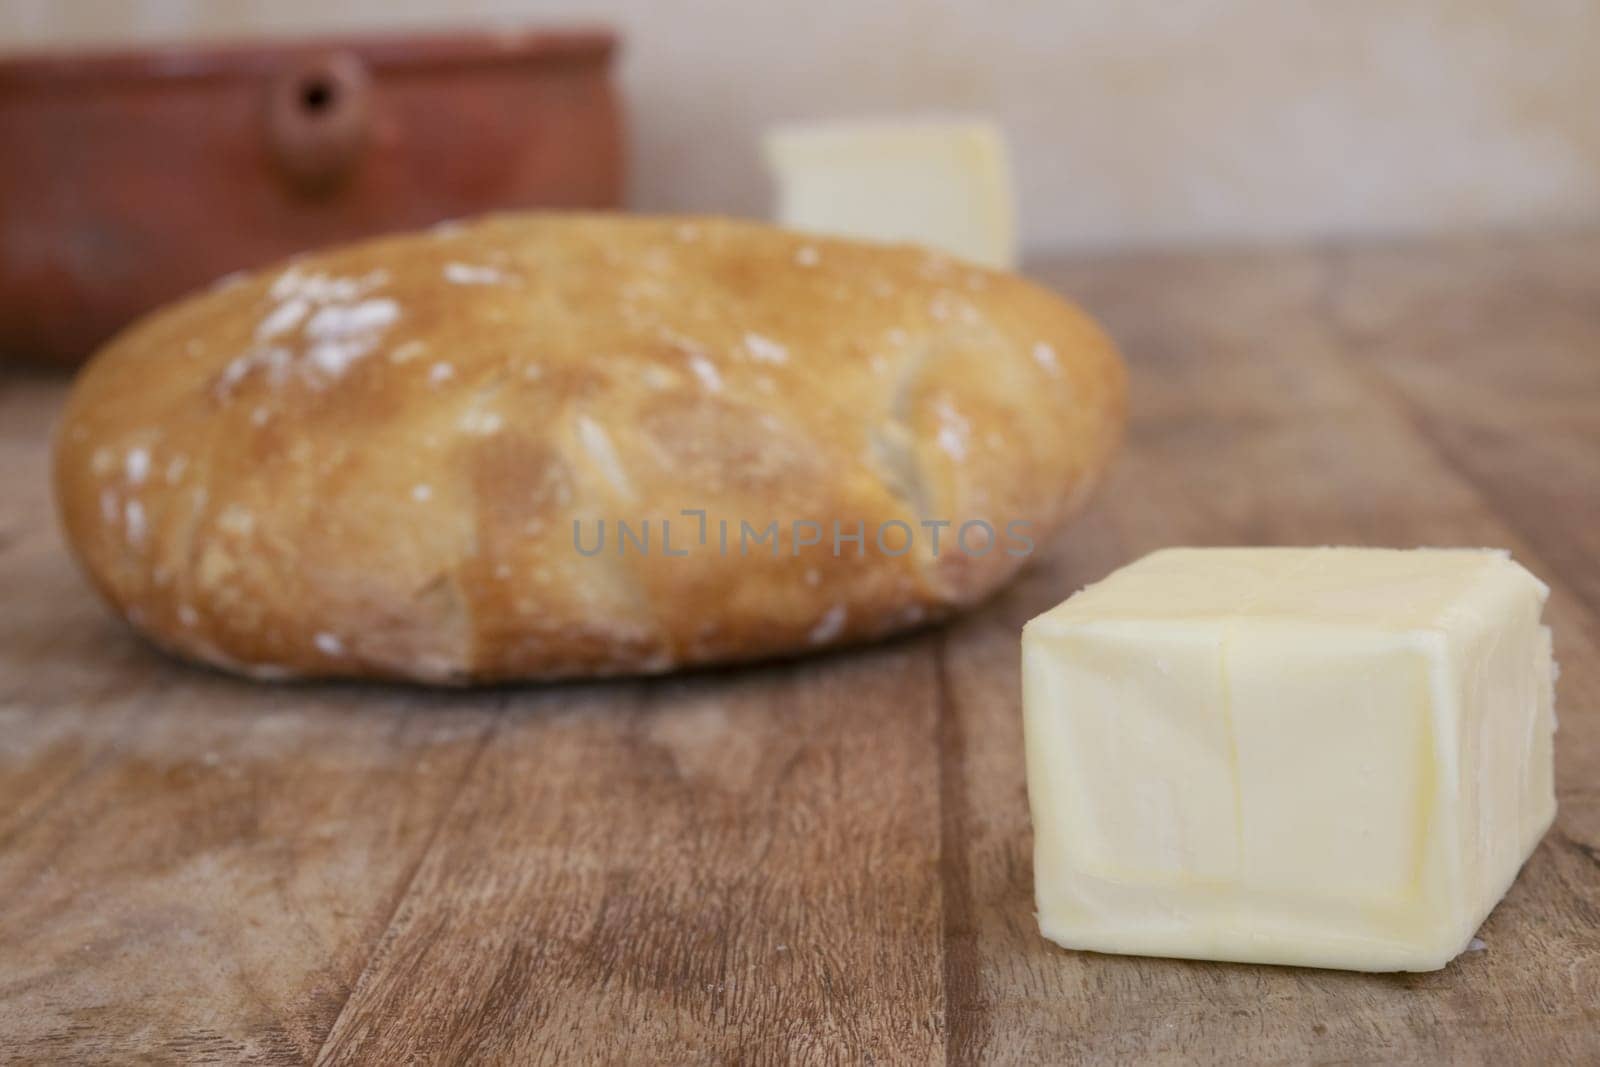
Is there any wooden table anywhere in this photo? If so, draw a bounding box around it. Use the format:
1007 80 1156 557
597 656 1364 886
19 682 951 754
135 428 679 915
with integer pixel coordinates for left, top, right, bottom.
2 233 1597 1065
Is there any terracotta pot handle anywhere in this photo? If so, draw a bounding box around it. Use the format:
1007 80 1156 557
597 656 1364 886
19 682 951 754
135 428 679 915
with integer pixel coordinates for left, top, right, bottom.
264 51 371 196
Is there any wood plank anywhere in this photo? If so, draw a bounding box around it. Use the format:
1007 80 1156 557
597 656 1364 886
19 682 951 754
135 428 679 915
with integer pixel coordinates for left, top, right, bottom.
0 685 498 1064
0 379 504 1063
936 245 1600 1064
313 645 946 1065
1323 232 1600 615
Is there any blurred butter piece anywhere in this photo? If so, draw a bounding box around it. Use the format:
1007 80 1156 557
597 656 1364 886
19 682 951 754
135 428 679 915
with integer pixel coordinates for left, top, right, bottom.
1022 547 1557 972
763 119 1016 268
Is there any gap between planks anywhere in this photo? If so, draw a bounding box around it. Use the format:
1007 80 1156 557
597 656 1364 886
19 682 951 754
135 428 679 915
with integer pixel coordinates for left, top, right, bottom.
935 635 984 1067
310 706 505 1064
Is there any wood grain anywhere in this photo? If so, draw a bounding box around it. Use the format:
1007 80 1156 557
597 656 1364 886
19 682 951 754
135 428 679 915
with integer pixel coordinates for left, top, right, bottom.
2 232 1599 1064
315 650 945 1065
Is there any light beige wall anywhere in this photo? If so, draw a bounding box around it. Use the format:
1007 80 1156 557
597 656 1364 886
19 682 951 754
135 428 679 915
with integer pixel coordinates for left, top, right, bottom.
5 0 1598 252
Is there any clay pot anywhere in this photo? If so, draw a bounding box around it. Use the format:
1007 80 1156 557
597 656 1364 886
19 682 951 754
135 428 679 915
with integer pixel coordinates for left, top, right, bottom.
0 28 624 367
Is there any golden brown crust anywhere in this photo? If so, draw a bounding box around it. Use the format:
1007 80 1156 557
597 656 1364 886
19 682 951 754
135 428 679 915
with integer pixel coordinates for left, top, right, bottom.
53 213 1125 682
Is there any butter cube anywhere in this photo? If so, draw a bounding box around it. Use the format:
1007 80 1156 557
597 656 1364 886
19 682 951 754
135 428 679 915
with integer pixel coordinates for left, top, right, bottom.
763 119 1016 268
1022 547 1556 972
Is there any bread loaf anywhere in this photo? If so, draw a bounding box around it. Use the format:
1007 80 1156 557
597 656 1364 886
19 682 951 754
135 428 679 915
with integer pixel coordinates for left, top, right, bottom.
53 214 1125 682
